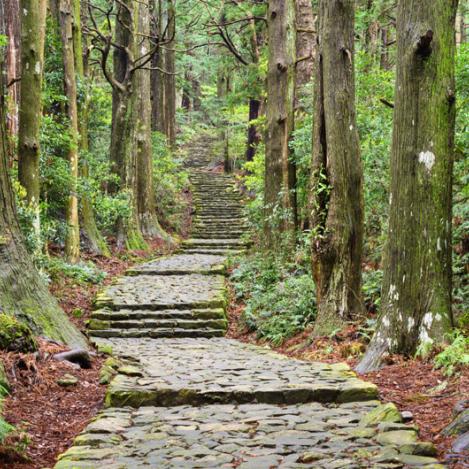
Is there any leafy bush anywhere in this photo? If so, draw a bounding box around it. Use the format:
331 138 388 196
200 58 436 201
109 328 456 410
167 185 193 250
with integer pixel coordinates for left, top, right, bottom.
231 255 316 345
40 258 106 285
434 331 469 376
152 132 189 233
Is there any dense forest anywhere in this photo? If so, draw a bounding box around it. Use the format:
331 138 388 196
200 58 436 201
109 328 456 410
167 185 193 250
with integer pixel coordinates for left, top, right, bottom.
0 0 467 468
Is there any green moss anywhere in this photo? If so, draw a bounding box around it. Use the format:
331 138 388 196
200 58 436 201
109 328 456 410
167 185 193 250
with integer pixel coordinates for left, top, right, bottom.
0 314 37 353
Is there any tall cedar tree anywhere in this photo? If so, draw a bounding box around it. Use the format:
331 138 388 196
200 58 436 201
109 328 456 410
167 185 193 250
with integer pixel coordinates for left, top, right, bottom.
0 5 86 347
58 0 81 263
72 0 110 256
357 0 459 372
310 0 364 336
164 0 177 148
135 0 171 240
17 0 47 243
264 0 297 248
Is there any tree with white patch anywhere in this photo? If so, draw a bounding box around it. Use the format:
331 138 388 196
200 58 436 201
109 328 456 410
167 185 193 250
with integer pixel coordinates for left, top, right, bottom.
357 0 459 373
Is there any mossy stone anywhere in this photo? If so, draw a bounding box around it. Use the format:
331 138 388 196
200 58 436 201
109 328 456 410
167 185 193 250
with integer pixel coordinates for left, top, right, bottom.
359 403 402 427
57 374 79 387
0 313 37 352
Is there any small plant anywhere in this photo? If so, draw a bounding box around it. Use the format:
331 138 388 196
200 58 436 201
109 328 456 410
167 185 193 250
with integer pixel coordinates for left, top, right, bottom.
434 330 469 376
41 258 106 285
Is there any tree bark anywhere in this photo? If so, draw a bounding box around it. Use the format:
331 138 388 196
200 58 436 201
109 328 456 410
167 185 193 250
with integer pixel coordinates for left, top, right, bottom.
264 0 297 248
17 0 47 243
135 0 170 241
58 0 80 263
245 98 260 163
5 0 20 152
72 0 109 256
0 15 86 347
151 0 166 133
357 0 458 373
295 0 316 109
109 0 147 250
310 0 364 336
164 0 176 147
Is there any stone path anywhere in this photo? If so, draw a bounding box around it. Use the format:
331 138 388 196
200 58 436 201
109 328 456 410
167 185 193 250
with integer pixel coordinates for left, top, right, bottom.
55 137 444 468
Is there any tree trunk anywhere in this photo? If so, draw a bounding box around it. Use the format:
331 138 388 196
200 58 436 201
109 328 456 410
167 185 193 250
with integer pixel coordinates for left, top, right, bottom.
164 0 176 147
245 16 263 164
310 0 364 336
17 0 47 244
0 14 86 347
264 0 297 248
245 98 261 163
109 0 146 251
58 0 80 263
72 0 109 256
151 0 166 133
135 0 170 241
357 0 458 373
5 0 20 154
380 28 389 70
295 0 316 108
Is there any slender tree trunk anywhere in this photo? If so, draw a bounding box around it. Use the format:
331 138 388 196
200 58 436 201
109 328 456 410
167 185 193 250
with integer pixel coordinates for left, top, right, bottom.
5 0 20 154
264 0 297 248
295 0 316 108
164 0 176 147
380 28 389 70
17 0 47 245
58 0 80 263
135 0 170 241
110 0 146 251
245 17 263 164
151 0 166 133
310 0 364 336
357 0 458 373
0 12 86 347
71 0 109 256
245 98 260 163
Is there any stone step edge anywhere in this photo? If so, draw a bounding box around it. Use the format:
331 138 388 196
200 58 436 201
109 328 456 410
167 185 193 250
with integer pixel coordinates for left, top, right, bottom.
104 379 379 409
90 328 226 339
91 307 226 321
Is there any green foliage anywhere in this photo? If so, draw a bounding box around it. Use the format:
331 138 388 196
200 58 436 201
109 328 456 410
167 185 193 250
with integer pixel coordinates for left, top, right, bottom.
362 269 383 312
231 254 316 345
40 258 106 285
434 331 469 376
152 132 189 233
453 44 469 318
0 418 14 444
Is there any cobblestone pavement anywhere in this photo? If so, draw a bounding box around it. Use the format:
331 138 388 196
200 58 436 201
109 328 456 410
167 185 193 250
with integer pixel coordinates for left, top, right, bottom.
55 137 444 468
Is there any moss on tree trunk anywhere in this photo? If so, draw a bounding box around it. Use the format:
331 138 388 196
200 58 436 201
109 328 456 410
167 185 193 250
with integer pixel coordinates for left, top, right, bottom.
357 0 458 373
264 0 297 249
310 0 364 336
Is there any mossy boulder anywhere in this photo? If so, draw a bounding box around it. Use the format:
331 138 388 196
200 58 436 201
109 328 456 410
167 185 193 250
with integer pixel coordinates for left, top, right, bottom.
359 403 402 427
0 314 37 352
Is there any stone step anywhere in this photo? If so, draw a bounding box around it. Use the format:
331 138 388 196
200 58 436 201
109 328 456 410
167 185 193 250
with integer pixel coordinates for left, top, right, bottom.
191 233 245 240
88 317 228 331
182 249 244 256
91 308 226 321
90 328 226 339
182 241 248 250
126 253 227 276
95 274 227 311
96 338 379 408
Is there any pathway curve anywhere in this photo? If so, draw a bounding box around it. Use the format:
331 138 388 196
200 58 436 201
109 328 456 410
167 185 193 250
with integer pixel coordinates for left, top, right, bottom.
55 137 443 469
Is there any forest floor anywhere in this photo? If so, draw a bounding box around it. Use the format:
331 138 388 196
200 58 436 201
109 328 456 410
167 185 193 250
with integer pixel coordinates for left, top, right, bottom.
227 291 469 468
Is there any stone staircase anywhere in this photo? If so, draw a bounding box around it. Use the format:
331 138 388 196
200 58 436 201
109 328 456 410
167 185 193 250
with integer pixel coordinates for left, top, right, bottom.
56 135 444 469
87 139 248 340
